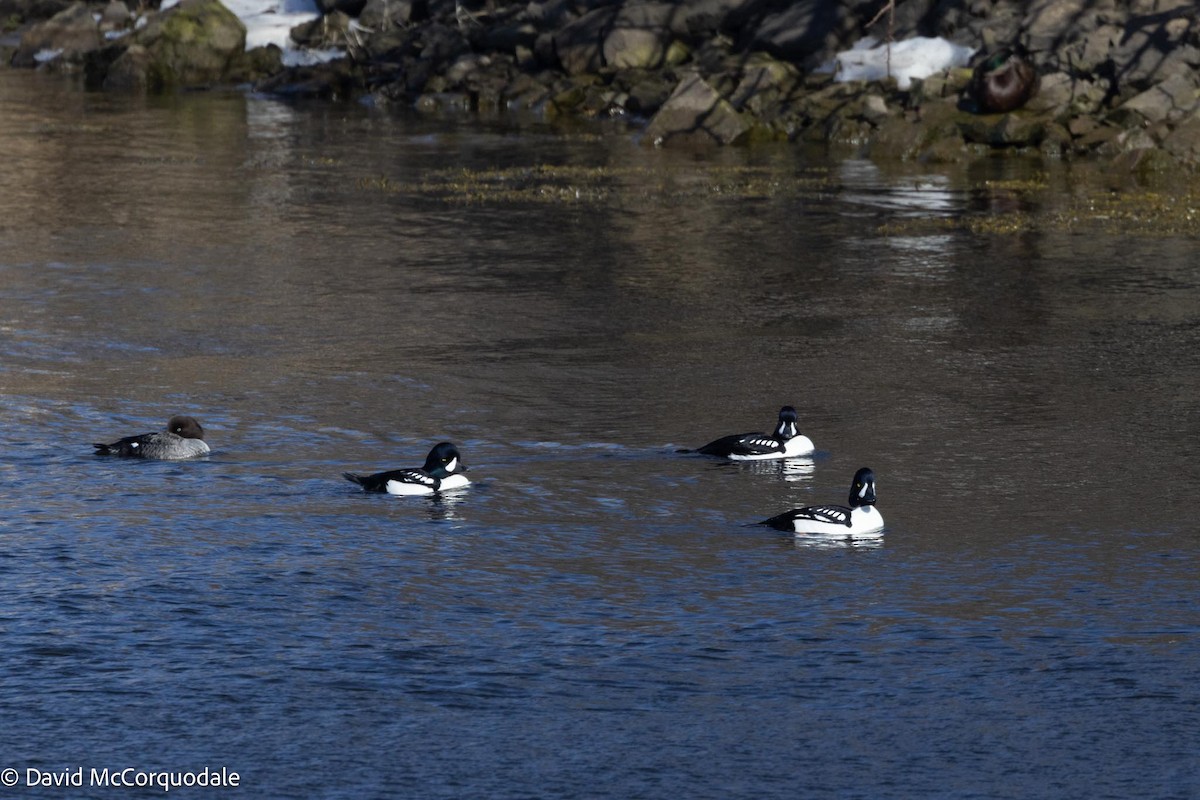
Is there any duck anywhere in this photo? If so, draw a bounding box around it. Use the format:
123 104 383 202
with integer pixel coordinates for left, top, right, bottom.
93 415 210 460
691 406 814 460
760 467 883 537
343 441 470 496
969 47 1039 113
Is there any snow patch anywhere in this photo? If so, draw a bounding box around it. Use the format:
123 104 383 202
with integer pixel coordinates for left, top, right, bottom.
223 0 323 51
830 36 974 90
159 0 332 54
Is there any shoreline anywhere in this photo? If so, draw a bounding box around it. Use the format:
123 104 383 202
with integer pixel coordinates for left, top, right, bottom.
3 0 1200 170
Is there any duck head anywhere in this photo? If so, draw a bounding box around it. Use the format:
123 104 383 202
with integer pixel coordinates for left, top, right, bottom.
848 467 877 508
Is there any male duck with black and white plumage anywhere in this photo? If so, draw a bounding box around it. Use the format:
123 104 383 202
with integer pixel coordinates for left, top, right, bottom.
343 441 470 496
760 467 884 538
687 406 815 460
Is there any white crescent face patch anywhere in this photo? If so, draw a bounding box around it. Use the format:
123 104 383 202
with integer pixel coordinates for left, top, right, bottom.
444 457 458 473
859 480 871 498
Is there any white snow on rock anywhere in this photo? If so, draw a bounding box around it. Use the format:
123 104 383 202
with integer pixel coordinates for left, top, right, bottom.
160 0 339 55
831 37 975 90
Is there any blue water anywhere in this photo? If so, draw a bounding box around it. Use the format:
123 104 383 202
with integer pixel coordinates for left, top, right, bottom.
1 70 1198 798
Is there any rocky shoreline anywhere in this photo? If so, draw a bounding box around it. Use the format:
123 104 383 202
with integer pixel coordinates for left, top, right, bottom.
3 0 1199 167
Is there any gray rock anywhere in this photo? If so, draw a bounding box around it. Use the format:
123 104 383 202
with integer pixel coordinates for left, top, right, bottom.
480 22 539 54
728 54 800 110
12 1 101 68
87 0 246 89
1113 36 1200 90
1161 110 1200 164
102 42 150 89
1024 71 1107 117
740 0 867 68
99 0 131 33
136 0 245 86
644 72 749 145
959 111 1051 148
358 0 415 32
316 0 366 18
0 0 73 25
291 11 353 48
602 2 695 71
669 0 755 39
1049 24 1121 76
1119 73 1200 124
859 93 889 124
552 6 613 75
625 72 674 115
603 26 667 70
869 101 966 160
1021 0 1094 52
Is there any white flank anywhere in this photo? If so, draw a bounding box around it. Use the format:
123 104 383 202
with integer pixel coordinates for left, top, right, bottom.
728 451 776 461
794 507 884 537
386 480 434 496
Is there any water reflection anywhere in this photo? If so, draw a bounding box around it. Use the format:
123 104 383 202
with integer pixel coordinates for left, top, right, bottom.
837 158 961 215
793 532 885 551
425 488 470 522
735 457 816 482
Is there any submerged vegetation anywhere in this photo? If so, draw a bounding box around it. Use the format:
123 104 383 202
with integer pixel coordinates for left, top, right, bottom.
353 159 1200 237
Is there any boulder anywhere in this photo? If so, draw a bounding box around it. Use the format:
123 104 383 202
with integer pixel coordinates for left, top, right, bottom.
603 26 666 70
1161 110 1200 165
11 1 101 68
552 6 613 75
98 0 131 34
739 0 845 67
959 111 1053 148
603 3 677 70
290 10 353 48
670 0 755 39
869 101 966 160
728 54 800 110
315 0 367 18
87 0 246 89
0 0 73 26
624 72 674 116
358 0 417 32
101 42 151 89
1053 24 1122 76
644 72 750 145
1119 73 1200 124
1023 71 1107 117
1021 0 1093 52
479 22 539 54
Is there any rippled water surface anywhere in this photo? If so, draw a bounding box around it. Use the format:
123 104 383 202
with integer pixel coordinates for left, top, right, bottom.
1 70 1198 798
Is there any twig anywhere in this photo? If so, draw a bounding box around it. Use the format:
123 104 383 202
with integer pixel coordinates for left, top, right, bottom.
866 0 896 82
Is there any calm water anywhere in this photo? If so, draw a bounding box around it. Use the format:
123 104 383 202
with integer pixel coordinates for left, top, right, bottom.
1 70 1198 798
